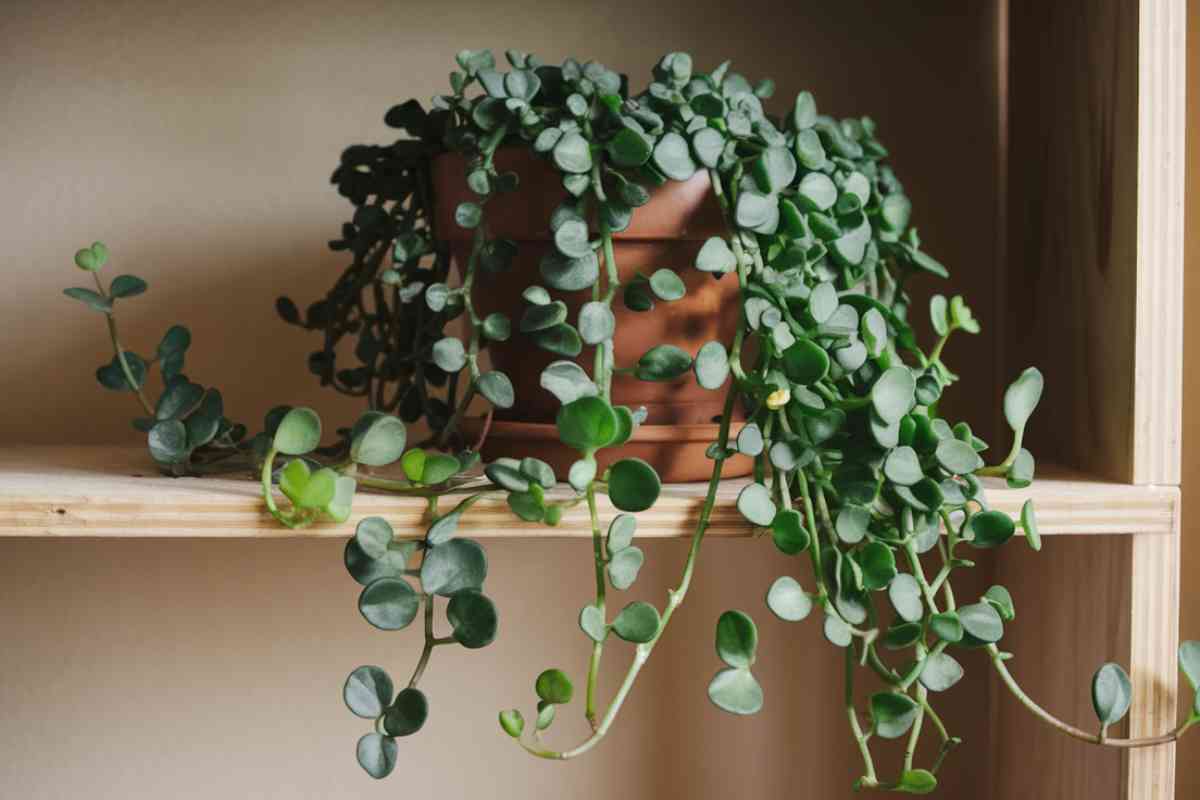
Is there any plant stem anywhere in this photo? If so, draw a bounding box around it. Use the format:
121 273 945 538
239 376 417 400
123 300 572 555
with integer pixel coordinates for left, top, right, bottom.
846 645 878 784
987 643 1197 747
518 382 739 759
584 483 607 730
408 594 437 688
93 272 154 416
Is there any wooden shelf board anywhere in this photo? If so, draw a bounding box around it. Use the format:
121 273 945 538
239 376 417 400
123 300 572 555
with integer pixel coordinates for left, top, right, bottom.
0 446 1179 539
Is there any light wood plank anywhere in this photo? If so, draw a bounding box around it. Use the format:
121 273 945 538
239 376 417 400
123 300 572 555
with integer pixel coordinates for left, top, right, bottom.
1132 0 1187 485
1125 531 1181 800
0 446 1180 539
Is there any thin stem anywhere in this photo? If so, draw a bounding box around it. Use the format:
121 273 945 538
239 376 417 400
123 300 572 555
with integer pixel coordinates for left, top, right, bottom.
987 644 1197 747
408 594 437 688
519 382 740 760
846 646 878 784
584 483 607 731
93 272 154 416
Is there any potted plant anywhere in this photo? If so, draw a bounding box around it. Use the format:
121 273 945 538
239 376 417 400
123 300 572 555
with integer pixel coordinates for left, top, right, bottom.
63 49 1199 794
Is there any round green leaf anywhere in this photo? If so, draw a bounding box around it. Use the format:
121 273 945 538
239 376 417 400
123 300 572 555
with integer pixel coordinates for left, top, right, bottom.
478 371 515 409
919 652 965 692
860 542 897 590
608 458 661 512
359 577 420 631
578 302 615 345
383 687 428 737
808 282 838 324
766 576 812 622
63 287 112 313
692 127 725 168
695 236 737 273
884 622 924 650
635 344 693 381
447 588 498 648
836 506 871 544
400 449 426 482
568 457 597 492
349 413 407 467
519 457 555 490
707 667 763 715
482 312 511 341
607 513 637 553
612 601 661 643
521 300 568 333
148 419 188 465
870 691 919 739
736 423 764 457
432 337 467 372
958 602 1003 644
356 733 397 779
155 380 203 421
109 274 147 298
872 367 916 424
554 219 591 259
606 127 652 167
884 446 923 486
535 668 574 705
355 516 394 560
693 341 730 389
344 538 412 587
579 604 606 642
935 438 983 475
1021 499 1041 551
499 709 525 738
607 545 644 590
888 573 923 623
770 509 809 555
968 510 1016 548
1092 662 1133 726
930 611 964 643
540 250 599 291
344 665 393 719
420 538 487 596
737 483 777 527
421 453 460 485
897 769 938 795
735 191 778 234
1003 367 1044 433
1007 448 1036 488
553 132 592 173
753 146 797 193
652 131 696 181
796 172 837 212
824 614 853 647
984 585 1016 621
273 407 321 455
539 360 598 406
557 395 618 453
715 609 758 668
781 338 829 385
454 202 482 229
648 269 686 301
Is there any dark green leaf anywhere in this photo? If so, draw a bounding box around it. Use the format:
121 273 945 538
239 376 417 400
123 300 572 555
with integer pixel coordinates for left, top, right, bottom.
383 687 428 737
871 691 920 739
612 601 661 643
715 609 758 668
535 668 573 704
447 588 498 648
420 538 487 596
635 344 692 381
359 577 420 631
344 665 393 718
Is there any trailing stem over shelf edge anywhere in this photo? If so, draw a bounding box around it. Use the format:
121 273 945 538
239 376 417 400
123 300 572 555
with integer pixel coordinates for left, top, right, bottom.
0 446 1178 539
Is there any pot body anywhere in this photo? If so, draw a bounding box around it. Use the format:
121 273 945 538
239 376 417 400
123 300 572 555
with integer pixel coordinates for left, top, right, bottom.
434 148 751 481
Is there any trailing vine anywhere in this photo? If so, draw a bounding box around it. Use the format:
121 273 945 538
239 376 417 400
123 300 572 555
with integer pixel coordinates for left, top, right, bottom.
64 49 1200 794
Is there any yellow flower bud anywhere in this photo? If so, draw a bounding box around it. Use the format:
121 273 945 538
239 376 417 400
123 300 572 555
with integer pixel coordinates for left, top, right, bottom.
766 387 791 410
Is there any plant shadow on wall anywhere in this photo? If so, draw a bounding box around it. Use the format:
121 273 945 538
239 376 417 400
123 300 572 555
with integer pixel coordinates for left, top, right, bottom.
62 49 1200 795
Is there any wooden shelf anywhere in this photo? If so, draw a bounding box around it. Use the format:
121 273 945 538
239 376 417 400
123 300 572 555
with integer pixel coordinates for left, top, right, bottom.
0 446 1178 539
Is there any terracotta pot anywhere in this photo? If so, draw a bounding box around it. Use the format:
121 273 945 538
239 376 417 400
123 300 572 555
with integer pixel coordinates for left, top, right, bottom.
433 148 751 482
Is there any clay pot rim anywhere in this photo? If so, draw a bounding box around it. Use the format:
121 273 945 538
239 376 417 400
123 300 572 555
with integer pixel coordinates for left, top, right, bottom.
460 417 724 443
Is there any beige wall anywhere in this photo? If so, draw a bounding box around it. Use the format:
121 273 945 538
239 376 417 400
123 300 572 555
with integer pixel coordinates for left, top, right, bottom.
0 1 1097 798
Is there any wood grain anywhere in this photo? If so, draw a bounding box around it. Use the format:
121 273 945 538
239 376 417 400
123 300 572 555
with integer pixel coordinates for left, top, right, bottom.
0 446 1179 540
1131 0 1187 486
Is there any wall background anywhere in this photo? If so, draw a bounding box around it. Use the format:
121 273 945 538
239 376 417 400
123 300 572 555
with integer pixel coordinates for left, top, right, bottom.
7 0 1193 798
